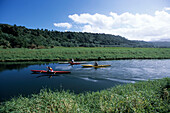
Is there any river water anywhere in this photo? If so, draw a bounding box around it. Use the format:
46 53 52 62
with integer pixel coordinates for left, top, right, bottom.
0 60 170 102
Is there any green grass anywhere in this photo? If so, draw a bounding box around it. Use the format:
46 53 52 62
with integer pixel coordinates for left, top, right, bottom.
0 47 170 61
0 78 169 112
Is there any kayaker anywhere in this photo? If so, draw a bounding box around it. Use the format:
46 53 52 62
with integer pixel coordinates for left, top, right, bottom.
71 58 74 63
47 66 54 72
94 61 98 66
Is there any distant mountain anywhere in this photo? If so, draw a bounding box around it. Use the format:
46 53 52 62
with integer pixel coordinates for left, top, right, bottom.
149 41 170 48
0 23 153 48
154 38 170 42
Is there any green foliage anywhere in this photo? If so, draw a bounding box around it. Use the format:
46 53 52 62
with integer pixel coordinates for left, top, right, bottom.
0 78 169 112
0 47 170 61
0 24 153 48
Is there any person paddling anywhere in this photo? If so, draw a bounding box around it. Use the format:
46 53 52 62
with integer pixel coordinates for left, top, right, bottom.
47 66 54 72
71 58 74 63
94 61 98 66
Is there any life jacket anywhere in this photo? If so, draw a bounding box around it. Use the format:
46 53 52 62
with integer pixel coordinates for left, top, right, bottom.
48 67 53 72
49 67 53 72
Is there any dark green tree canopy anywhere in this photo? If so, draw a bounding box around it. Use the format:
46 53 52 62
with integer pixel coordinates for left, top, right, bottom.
0 24 153 48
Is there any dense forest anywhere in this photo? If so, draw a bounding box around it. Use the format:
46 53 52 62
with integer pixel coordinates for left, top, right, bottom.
0 24 153 48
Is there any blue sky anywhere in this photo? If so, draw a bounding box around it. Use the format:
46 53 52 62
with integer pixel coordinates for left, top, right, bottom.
0 0 170 41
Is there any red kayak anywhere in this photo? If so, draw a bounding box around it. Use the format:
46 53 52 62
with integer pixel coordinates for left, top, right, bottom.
69 62 81 65
31 70 71 74
69 62 87 65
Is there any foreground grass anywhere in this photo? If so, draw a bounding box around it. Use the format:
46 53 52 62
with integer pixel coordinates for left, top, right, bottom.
0 47 170 61
0 78 169 112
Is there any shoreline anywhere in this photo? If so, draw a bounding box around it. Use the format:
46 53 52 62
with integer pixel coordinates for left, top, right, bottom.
1 57 170 62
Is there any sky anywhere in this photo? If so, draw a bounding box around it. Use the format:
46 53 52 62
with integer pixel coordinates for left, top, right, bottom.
0 0 170 41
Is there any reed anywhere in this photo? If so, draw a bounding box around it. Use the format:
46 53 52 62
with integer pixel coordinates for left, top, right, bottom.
0 47 170 61
0 78 169 112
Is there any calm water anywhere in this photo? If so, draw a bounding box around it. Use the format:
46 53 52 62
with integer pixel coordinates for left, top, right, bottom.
0 60 170 102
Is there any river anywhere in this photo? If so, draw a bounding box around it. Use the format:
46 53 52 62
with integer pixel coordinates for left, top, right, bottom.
0 60 170 102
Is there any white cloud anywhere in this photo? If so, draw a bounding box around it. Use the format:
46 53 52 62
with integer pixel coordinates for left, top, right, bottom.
54 22 72 29
163 7 170 11
68 8 170 41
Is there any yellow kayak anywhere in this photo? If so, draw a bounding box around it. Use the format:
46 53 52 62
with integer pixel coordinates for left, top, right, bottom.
82 65 111 68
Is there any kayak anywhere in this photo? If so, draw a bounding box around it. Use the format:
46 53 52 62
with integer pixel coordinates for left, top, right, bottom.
69 62 81 65
58 62 87 64
82 65 111 68
31 70 71 74
69 62 87 65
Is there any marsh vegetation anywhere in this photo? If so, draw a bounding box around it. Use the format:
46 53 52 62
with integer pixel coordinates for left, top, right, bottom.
0 78 169 112
0 47 170 62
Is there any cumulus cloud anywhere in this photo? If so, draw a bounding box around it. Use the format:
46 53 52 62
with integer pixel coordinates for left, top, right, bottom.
68 8 170 41
54 22 72 29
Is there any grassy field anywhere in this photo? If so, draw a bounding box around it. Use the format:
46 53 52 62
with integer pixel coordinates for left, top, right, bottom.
0 78 169 112
0 47 170 61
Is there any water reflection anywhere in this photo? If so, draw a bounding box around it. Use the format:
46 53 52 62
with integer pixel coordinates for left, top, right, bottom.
35 74 62 78
0 61 59 72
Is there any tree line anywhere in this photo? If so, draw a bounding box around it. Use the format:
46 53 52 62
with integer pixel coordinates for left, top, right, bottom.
0 24 153 48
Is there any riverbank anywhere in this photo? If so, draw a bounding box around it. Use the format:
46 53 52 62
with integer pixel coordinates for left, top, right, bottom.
0 78 169 112
0 47 170 62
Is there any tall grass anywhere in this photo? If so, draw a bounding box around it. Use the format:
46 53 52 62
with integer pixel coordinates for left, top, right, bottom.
0 78 169 112
0 47 170 61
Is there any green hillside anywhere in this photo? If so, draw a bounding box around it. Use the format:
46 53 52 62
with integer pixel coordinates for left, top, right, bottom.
0 24 152 48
